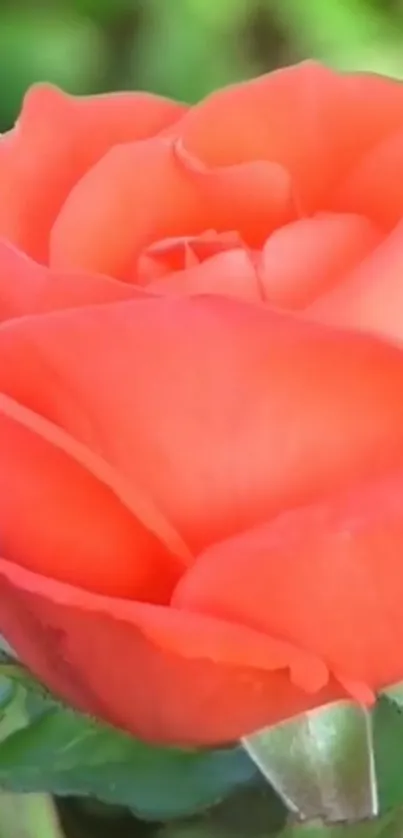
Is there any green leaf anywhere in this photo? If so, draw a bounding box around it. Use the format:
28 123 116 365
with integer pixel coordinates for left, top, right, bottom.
0 663 256 820
156 781 286 838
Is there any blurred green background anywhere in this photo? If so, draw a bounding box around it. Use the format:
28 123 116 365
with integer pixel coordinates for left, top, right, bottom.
0 0 403 131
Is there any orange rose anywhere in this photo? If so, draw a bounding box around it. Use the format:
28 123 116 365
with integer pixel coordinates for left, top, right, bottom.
2 62 403 746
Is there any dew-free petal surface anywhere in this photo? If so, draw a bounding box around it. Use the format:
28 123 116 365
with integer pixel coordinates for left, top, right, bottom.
137 230 244 283
0 239 145 322
175 472 403 693
50 139 293 279
329 126 403 229
0 557 341 744
306 220 403 342
0 394 180 601
0 85 185 262
259 213 381 309
2 297 403 554
148 249 261 301
174 62 403 212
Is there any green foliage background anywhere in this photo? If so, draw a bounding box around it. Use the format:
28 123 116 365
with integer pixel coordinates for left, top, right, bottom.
1 0 403 130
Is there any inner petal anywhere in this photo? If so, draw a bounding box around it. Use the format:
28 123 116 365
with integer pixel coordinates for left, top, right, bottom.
137 230 244 284
259 213 382 309
50 138 294 280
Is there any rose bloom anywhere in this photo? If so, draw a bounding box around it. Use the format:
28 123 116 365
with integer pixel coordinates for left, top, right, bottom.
2 62 403 746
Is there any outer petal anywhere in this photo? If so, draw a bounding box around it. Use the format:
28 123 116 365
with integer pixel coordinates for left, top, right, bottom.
173 62 403 212
0 393 185 601
175 472 403 694
306 221 403 343
50 139 293 279
259 213 381 309
2 297 403 553
0 240 146 322
0 557 341 744
0 84 185 263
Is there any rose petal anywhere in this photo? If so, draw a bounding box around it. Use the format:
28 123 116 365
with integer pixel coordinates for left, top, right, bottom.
2 297 403 554
306 220 403 342
174 61 403 212
137 230 244 283
175 472 403 693
50 138 293 279
0 557 341 744
0 84 185 263
259 213 381 309
0 240 146 322
0 394 182 601
148 249 262 302
329 126 403 229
